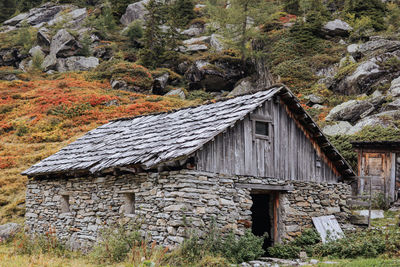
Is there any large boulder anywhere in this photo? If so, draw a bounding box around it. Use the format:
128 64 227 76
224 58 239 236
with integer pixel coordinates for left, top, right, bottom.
29 46 44 57
179 44 208 53
165 88 186 99
50 29 81 58
47 8 87 29
383 98 400 111
322 19 353 37
182 36 211 45
37 27 51 48
42 54 57 71
56 56 99 72
3 3 72 28
185 58 244 92
0 223 21 241
322 121 352 136
0 48 21 67
181 23 205 37
389 76 400 97
120 0 150 26
357 36 400 58
228 77 255 97
210 34 224 52
348 110 400 134
326 100 374 123
152 72 170 95
332 58 385 95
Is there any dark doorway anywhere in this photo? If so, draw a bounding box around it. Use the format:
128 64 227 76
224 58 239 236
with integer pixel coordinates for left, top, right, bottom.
250 193 274 250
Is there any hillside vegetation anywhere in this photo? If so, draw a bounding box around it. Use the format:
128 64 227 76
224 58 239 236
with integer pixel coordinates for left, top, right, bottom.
0 72 192 223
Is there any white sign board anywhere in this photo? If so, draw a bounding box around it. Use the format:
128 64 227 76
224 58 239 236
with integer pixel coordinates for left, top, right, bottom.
312 215 345 243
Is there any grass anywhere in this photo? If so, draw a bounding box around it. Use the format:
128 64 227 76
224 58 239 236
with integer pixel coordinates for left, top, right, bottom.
317 258 400 267
0 245 88 267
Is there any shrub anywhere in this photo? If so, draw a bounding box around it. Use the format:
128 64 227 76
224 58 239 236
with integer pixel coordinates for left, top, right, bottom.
173 0 196 26
328 135 358 171
14 228 69 257
268 229 321 259
345 0 387 31
273 59 314 81
169 224 265 265
220 230 265 263
312 227 400 258
15 22 36 54
31 50 44 72
349 15 375 41
354 126 400 142
79 33 92 57
197 255 231 267
126 20 144 46
187 90 213 101
90 223 143 263
334 61 358 81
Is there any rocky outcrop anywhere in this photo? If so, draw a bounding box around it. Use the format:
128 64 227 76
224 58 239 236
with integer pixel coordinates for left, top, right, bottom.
228 78 255 97
50 29 81 58
166 88 186 99
152 73 170 95
120 0 150 26
323 121 352 136
210 34 224 52
0 48 23 67
181 23 205 37
56 57 99 72
322 19 352 37
326 100 374 123
185 59 244 92
0 223 21 241
3 3 73 28
357 36 400 58
389 76 400 97
37 28 52 48
348 112 398 134
47 8 87 29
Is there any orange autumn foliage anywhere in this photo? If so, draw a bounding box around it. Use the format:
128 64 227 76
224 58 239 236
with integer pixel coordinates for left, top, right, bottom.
0 76 193 223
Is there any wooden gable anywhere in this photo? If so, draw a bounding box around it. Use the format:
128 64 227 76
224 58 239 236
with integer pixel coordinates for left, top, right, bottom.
195 97 339 182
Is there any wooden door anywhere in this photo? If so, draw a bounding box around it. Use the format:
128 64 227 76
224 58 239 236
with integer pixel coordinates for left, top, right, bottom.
360 152 394 202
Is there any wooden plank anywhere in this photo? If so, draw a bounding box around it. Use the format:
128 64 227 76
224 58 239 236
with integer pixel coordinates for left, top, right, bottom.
347 200 370 207
244 116 253 175
236 184 294 191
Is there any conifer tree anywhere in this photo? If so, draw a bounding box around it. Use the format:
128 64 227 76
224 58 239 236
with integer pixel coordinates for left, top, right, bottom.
208 0 276 65
0 0 17 22
139 0 166 68
283 0 300 15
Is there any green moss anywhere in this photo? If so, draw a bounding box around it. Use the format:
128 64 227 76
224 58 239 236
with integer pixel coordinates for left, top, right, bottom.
334 61 359 81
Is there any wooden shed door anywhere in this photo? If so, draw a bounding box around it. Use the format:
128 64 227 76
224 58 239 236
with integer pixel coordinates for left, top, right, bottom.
360 152 395 202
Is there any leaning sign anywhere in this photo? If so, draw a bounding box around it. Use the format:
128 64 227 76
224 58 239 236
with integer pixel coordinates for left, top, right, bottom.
312 215 345 243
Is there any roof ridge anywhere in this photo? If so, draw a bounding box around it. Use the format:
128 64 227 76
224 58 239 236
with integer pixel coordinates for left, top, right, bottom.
111 84 285 122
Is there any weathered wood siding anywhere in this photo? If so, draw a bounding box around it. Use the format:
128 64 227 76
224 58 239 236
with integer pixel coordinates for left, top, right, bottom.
195 99 338 182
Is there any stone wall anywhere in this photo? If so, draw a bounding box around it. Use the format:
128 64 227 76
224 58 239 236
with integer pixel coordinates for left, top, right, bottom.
25 170 351 249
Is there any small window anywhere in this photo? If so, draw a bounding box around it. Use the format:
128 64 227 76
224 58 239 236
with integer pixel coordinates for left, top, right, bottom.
255 121 269 137
251 114 272 141
60 195 70 213
124 193 135 215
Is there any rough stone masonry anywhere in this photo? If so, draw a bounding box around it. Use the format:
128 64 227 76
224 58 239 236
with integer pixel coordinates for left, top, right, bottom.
25 170 351 249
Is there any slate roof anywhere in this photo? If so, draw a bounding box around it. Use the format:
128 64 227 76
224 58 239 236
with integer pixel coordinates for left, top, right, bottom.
23 85 355 178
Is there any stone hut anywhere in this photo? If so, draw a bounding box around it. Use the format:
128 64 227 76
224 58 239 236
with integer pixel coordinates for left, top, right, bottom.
23 85 355 249
352 141 400 204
